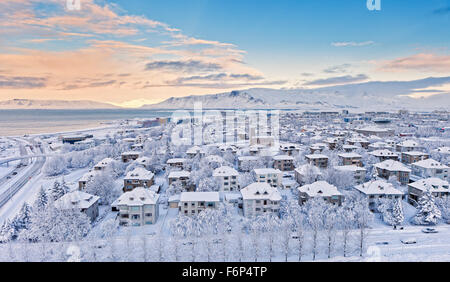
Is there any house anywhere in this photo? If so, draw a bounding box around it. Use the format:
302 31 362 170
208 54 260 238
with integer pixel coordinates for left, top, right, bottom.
396 140 422 152
325 137 341 150
347 137 370 149
298 181 343 206
238 156 260 172
253 168 282 188
342 144 359 152
279 143 301 156
368 141 393 151
309 143 327 154
241 182 281 218
335 165 367 184
273 155 294 171
178 192 220 216
354 180 403 211
123 167 155 192
168 170 193 190
78 171 97 190
305 154 329 168
112 187 160 226
186 146 205 158
294 164 322 185
411 159 448 180
213 166 240 192
166 158 187 169
355 127 394 137
374 160 411 185
401 151 429 164
338 152 363 167
121 151 141 163
369 149 399 162
408 178 449 206
54 191 100 222
93 158 114 171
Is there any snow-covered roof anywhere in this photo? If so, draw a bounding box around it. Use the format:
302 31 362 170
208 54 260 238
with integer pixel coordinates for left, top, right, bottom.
136 156 151 164
338 152 362 159
241 182 282 201
179 192 220 202
79 171 98 182
113 187 159 206
354 180 403 196
167 158 186 164
408 178 449 193
435 146 450 154
168 170 190 178
253 168 282 175
94 157 114 168
204 155 225 163
356 126 391 132
213 166 239 177
412 159 448 169
402 151 429 156
368 142 391 148
397 140 420 148
125 167 154 180
273 155 294 161
369 149 398 157
374 160 411 172
122 151 141 156
186 145 205 154
54 191 99 210
305 154 329 159
335 165 366 172
238 156 260 161
298 181 342 197
342 144 359 149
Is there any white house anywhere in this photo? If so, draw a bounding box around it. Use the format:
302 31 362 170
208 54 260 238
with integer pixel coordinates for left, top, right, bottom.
298 181 343 206
354 180 403 211
241 182 281 218
213 166 240 191
408 178 449 206
253 168 282 188
93 158 114 171
374 160 411 185
294 164 322 185
335 165 367 184
113 187 160 226
411 159 448 181
396 140 422 152
369 149 399 161
178 192 220 216
54 191 100 222
123 167 155 192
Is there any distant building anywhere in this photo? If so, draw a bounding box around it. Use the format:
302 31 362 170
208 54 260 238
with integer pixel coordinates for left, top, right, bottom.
305 154 329 168
335 165 367 184
401 151 429 164
338 153 363 167
213 166 240 192
354 180 403 212
121 151 141 163
253 168 282 188
369 149 399 162
54 191 100 222
123 167 155 192
273 155 294 171
241 182 281 218
298 181 343 206
178 192 220 216
374 160 411 185
408 178 449 206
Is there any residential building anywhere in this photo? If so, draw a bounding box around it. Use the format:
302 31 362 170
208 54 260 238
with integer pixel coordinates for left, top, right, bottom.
294 164 322 185
166 158 187 169
305 154 329 168
168 170 193 190
121 151 141 163
54 191 100 222
123 167 155 192
411 159 448 180
354 180 403 211
253 168 282 188
335 165 367 184
186 146 205 158
401 151 429 164
273 155 294 171
369 149 399 162
298 181 343 206
374 160 411 185
396 140 422 152
241 182 281 218
179 192 220 216
113 187 160 226
408 178 449 206
78 171 97 190
93 158 114 171
338 152 363 166
213 166 239 192
238 156 260 172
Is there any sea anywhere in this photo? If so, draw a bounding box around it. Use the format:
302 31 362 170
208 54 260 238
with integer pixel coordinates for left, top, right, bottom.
0 109 175 136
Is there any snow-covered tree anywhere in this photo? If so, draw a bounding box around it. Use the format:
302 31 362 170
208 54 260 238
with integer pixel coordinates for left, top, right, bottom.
50 180 67 201
33 186 48 212
353 195 373 257
337 199 355 257
413 190 442 225
85 172 120 205
436 197 450 222
43 156 67 176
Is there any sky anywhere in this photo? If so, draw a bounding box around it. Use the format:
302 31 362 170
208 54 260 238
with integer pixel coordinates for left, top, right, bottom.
0 0 449 107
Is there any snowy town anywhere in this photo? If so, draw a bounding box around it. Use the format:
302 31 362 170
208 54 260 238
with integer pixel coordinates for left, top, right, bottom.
0 109 449 262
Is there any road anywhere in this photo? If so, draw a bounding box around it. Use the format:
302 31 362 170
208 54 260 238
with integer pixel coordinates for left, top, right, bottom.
0 138 47 210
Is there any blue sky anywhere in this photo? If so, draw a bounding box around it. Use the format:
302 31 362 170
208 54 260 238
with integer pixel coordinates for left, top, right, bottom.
0 0 449 106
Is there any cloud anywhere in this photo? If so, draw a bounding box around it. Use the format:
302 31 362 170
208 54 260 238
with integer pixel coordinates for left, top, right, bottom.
323 64 351 73
331 41 374 47
145 60 223 72
433 6 450 14
304 74 369 86
377 53 450 73
0 75 46 89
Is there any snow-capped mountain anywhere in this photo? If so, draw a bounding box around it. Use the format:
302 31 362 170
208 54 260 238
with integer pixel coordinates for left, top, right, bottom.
142 77 450 111
0 99 120 109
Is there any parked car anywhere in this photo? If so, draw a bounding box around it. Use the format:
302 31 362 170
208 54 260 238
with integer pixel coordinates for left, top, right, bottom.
375 241 389 245
422 228 438 234
401 238 417 244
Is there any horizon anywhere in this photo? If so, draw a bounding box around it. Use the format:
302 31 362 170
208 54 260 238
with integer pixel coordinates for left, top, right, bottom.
0 0 449 107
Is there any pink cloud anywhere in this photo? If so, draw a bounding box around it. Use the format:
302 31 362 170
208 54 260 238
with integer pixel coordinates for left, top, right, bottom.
377 53 450 73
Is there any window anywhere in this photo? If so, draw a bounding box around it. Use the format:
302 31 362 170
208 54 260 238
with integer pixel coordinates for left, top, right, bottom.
145 213 152 217
131 215 140 220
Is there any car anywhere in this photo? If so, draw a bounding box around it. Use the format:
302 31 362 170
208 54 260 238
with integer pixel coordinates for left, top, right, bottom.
401 238 417 245
375 241 389 245
12 171 18 175
291 233 300 239
422 228 438 234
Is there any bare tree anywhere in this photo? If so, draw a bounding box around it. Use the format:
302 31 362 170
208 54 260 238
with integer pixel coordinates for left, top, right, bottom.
353 196 373 257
